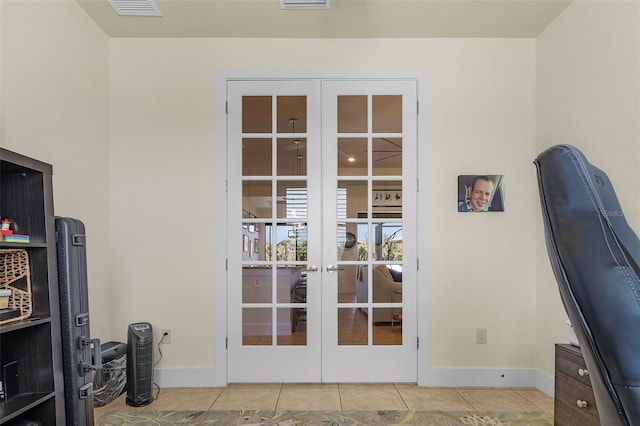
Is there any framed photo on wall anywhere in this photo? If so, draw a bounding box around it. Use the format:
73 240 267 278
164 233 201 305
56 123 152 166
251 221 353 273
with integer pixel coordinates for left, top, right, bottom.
458 175 505 212
372 189 402 208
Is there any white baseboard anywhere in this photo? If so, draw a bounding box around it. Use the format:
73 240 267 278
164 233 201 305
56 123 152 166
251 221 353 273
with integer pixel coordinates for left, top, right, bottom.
154 366 555 396
419 367 554 396
154 367 227 388
534 369 554 396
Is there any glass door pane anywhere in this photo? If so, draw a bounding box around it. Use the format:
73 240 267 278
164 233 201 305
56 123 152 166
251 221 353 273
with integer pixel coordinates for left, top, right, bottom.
335 95 404 347
241 97 309 347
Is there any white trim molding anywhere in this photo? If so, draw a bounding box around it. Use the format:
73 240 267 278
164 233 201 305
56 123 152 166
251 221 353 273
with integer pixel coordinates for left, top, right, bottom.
154 367 227 388
154 366 554 397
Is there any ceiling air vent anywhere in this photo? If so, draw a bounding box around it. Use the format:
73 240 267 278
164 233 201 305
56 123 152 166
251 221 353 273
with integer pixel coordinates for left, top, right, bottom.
107 0 162 16
281 0 330 10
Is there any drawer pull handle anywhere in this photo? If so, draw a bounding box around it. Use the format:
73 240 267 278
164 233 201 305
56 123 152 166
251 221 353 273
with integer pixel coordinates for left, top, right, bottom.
576 400 588 408
578 368 589 376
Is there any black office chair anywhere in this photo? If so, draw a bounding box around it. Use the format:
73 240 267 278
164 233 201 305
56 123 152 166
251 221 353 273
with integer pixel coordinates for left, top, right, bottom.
534 144 640 426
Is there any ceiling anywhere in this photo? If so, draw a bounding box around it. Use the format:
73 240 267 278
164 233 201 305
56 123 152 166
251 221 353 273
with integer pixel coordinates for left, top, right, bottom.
76 0 571 38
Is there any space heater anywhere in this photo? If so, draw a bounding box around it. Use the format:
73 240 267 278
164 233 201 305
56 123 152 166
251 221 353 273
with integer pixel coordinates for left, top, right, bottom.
125 322 154 407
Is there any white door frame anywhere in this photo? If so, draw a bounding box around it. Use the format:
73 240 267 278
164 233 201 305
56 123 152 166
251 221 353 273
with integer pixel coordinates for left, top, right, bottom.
213 69 430 386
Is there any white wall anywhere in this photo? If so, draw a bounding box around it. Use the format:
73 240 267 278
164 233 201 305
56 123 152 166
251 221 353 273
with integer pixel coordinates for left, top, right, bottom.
425 40 537 371
536 0 640 377
109 38 538 375
0 1 111 338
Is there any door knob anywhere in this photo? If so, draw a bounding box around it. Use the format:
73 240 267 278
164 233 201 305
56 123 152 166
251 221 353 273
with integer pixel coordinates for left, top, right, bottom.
305 265 319 273
326 265 343 273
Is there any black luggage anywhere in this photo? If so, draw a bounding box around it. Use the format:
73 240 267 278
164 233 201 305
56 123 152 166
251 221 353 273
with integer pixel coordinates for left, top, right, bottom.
56 217 101 425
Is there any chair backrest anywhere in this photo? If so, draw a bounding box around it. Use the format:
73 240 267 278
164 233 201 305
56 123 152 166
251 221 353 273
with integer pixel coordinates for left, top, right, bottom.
374 265 394 282
534 144 640 426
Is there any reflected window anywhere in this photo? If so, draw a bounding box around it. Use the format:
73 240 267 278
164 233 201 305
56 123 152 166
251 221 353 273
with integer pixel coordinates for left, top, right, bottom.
286 187 308 220
270 223 307 261
374 222 402 261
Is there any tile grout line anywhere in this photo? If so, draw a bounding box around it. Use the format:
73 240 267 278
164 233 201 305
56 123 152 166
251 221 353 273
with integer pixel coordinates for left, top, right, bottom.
510 388 549 413
393 383 410 410
274 383 283 411
507 388 546 412
454 388 479 412
207 387 224 410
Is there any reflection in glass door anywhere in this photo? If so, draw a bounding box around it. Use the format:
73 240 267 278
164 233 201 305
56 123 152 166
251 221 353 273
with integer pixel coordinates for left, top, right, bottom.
241 100 309 346
335 95 404 346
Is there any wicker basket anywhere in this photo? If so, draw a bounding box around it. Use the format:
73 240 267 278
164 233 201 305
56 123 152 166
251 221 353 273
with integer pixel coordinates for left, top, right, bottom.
0 249 33 325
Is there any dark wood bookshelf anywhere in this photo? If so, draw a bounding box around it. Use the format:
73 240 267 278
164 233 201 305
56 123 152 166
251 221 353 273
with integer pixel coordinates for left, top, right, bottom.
0 148 64 424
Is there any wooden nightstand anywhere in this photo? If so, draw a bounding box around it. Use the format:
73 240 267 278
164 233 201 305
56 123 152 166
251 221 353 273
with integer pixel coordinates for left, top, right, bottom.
555 344 600 425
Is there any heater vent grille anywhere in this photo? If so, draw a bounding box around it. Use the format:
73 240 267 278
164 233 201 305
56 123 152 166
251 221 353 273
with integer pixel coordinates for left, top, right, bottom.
281 0 330 10
107 0 162 16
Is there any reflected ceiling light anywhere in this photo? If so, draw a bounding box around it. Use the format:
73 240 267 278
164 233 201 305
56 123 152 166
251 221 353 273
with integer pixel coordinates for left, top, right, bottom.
281 0 330 10
348 157 356 162
290 119 304 163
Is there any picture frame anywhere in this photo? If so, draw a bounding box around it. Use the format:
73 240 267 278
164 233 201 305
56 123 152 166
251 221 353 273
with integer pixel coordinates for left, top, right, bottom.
457 175 505 212
372 189 402 208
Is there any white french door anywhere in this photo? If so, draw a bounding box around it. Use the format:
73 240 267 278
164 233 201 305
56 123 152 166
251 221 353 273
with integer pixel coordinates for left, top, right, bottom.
227 78 417 382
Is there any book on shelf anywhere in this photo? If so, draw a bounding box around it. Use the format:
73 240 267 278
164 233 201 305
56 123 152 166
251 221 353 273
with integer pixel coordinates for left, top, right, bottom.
0 309 20 322
2 234 29 243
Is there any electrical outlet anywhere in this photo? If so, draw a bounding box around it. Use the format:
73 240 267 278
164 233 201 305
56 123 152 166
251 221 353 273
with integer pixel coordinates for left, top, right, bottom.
476 328 487 344
161 329 172 344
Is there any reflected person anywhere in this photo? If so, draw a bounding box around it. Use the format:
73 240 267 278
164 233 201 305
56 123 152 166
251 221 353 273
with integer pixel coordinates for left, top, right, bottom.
458 176 494 212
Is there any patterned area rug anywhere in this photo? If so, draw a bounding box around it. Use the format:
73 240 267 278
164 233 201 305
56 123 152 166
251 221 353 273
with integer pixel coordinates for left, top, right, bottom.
97 410 553 425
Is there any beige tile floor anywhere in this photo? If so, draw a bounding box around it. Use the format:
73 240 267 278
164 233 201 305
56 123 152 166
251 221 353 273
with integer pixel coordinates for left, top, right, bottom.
94 384 554 421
